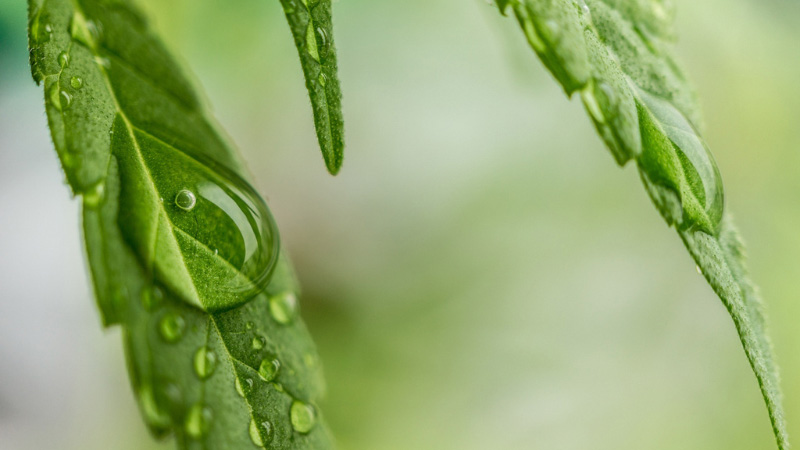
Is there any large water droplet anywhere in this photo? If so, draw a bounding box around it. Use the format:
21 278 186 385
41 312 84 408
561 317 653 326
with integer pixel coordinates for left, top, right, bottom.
185 403 212 439
159 312 186 343
175 189 197 211
290 401 316 434
249 419 273 447
193 347 217 379
258 356 281 382
269 292 297 325
124 132 281 312
634 86 724 234
314 27 329 60
59 91 73 110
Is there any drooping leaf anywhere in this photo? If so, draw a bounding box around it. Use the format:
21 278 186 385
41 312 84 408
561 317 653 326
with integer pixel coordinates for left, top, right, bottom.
495 0 788 447
28 0 333 448
279 0 344 175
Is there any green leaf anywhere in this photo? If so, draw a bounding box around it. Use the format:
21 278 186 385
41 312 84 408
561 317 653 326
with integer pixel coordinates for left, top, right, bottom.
28 0 333 447
279 0 344 175
497 0 788 448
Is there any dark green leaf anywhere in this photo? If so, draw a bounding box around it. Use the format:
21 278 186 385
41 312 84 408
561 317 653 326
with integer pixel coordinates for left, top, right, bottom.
28 0 332 447
496 0 788 448
279 0 344 175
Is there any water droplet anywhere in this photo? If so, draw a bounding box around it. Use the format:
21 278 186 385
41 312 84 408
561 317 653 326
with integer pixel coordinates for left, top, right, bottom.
82 181 105 208
175 189 197 211
139 384 170 429
290 401 316 434
159 312 186 343
249 419 273 447
306 22 320 62
94 56 110 68
193 347 217 379
269 292 297 325
696 265 703 275
58 51 70 68
578 0 590 16
70 12 98 48
246 321 254 330
252 335 265 350
70 76 83 89
634 86 724 234
235 377 253 397
59 91 73 110
258 356 280 382
318 72 327 87
185 403 212 439
125 145 280 312
142 285 165 311
314 27 329 60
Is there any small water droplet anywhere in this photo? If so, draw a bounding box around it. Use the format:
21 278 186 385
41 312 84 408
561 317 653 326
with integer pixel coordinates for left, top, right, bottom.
306 22 320 62
317 72 327 87
252 336 265 350
142 285 165 311
185 403 212 439
159 312 186 343
235 377 254 397
696 265 703 275
314 26 329 60
48 83 61 111
249 418 273 447
258 356 280 382
290 401 316 434
246 321 254 330
193 347 217 379
59 91 73 110
70 76 83 89
175 189 197 211
269 292 297 325
58 51 70 68
82 182 105 208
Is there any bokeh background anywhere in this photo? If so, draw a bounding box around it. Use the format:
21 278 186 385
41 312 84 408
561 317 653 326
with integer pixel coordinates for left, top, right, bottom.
1 0 799 449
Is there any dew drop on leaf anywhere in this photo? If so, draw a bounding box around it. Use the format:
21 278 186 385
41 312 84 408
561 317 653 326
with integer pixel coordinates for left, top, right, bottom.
258 356 281 382
185 403 212 439
306 22 320 62
249 418 273 447
252 335 265 350
314 27 329 60
269 292 297 324
235 376 253 397
83 181 105 208
174 189 197 211
193 346 217 379
159 312 186 343
318 72 327 87
59 91 72 110
70 76 83 90
58 51 70 68
290 401 316 434
138 384 170 429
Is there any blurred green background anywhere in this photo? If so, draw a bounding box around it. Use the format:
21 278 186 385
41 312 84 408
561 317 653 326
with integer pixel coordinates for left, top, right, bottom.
1 0 799 449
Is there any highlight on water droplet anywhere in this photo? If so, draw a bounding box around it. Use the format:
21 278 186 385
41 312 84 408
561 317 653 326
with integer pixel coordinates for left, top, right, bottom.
70 76 83 89
193 347 217 379
290 401 316 434
185 403 212 439
269 292 298 325
258 356 281 382
174 189 197 211
249 418 273 447
159 312 186 343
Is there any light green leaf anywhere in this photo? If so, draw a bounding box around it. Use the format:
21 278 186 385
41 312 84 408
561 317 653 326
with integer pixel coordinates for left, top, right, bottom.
28 0 332 447
496 0 788 448
279 0 344 175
